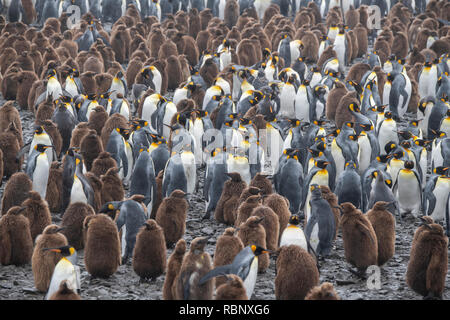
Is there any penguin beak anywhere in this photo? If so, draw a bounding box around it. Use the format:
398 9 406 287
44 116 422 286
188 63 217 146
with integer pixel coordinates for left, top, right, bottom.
56 227 65 233
43 248 62 253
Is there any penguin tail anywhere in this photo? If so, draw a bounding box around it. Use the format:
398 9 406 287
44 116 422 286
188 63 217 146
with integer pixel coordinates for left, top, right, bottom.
198 264 232 285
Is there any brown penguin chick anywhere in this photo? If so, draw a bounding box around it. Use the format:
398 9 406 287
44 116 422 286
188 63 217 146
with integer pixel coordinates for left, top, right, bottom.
94 73 113 95
340 202 378 276
300 31 319 64
238 216 269 273
0 125 21 178
263 193 291 240
420 48 437 62
31 224 68 292
391 32 409 60
406 223 448 299
29 48 43 75
178 55 191 83
275 245 319 300
199 9 213 30
100 113 129 148
196 30 211 53
69 122 89 149
373 39 390 65
317 46 337 70
87 106 108 136
408 46 426 66
345 63 371 84
100 167 125 204
1 66 21 100
80 130 104 172
366 201 396 266
251 206 279 251
335 91 358 129
319 185 340 239
354 23 368 58
21 191 52 242
430 39 450 58
1 172 32 214
165 55 182 91
0 101 22 138
325 81 347 123
46 161 63 213
125 58 143 91
345 5 360 29
174 237 214 300
237 38 258 67
61 202 95 250
90 151 118 178
224 0 239 29
84 173 102 213
162 239 186 300
79 71 97 96
16 51 35 72
188 9 202 38
132 219 167 281
263 6 280 27
199 58 219 87
358 5 368 29
215 274 249 300
305 282 341 300
35 96 54 122
183 35 200 67
155 190 189 248
148 28 165 58
0 47 17 76
158 39 179 62
249 173 273 195
348 30 359 61
49 280 81 300
412 216 434 243
61 32 78 59
215 172 248 225
150 170 164 220
28 80 46 112
213 227 244 287
0 206 33 266
83 213 121 278
111 26 131 64
238 186 261 205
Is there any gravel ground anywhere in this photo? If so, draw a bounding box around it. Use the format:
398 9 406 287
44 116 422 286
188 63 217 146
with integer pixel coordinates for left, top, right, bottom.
0 25 448 300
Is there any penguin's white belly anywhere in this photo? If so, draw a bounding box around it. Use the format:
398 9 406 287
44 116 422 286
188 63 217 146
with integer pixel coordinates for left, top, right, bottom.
310 73 321 88
430 179 450 222
30 135 53 165
358 135 371 174
418 107 432 138
331 141 345 184
124 143 133 183
192 120 205 164
86 101 99 121
396 172 421 216
308 223 320 252
70 178 87 204
333 37 346 67
232 74 242 101
280 86 296 118
307 157 315 173
440 119 450 137
141 100 157 128
32 154 50 199
45 259 79 300
46 78 62 100
173 88 188 106
383 83 391 105
243 257 258 299
218 0 226 19
432 143 443 169
283 131 293 150
295 88 310 121
279 226 308 251
388 159 403 186
418 69 437 99
265 129 284 172
219 52 232 71
318 42 327 60
378 122 398 155
110 82 125 100
181 151 196 194
254 0 270 20
228 158 251 185
119 101 130 120
163 106 177 139
152 72 162 94
65 79 79 97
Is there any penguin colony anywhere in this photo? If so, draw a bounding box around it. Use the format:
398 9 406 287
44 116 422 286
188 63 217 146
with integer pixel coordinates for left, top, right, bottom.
0 0 447 301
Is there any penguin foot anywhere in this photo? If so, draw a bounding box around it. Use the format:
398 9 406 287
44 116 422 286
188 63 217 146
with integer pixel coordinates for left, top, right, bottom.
424 293 442 300
348 267 367 280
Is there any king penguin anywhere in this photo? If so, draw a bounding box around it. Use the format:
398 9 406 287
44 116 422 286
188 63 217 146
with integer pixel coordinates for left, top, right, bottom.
26 144 52 200
279 215 307 251
44 245 80 300
424 167 450 222
394 160 422 218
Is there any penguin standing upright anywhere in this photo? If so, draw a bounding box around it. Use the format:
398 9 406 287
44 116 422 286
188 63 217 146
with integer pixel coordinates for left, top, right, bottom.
70 157 94 208
162 149 196 197
162 239 186 300
335 161 362 208
106 128 129 180
305 185 336 257
45 69 62 101
368 170 397 215
199 245 270 299
377 112 398 155
174 237 213 300
44 246 80 300
418 61 438 99
130 148 157 213
156 190 188 248
275 149 303 214
52 101 78 157
303 159 331 222
279 76 297 119
29 126 54 166
394 160 422 218
333 27 348 74
424 167 450 222
26 144 52 200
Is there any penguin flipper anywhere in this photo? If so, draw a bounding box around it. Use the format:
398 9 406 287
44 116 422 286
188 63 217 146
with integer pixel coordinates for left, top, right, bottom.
425 191 437 216
198 264 232 285
355 220 377 247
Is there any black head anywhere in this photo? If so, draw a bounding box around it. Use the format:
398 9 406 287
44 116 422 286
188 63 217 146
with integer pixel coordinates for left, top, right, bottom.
250 245 269 256
404 160 414 170
35 144 52 153
43 245 75 257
